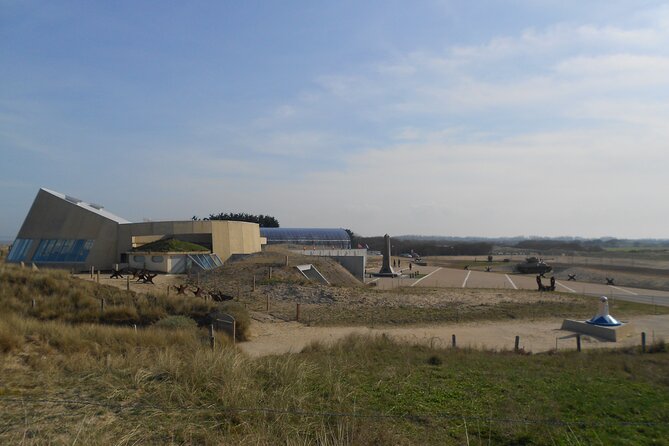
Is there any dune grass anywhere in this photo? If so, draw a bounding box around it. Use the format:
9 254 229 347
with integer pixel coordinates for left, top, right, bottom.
0 263 251 340
2 260 668 444
1 314 667 444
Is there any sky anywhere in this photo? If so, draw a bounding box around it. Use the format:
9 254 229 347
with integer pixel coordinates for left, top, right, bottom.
2 0 669 239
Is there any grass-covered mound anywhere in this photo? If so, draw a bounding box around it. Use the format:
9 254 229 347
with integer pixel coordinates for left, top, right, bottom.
0 264 250 340
133 237 209 252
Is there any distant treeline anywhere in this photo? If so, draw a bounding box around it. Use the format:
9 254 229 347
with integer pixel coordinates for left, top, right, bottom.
513 240 603 252
192 213 280 227
353 235 492 256
398 235 669 249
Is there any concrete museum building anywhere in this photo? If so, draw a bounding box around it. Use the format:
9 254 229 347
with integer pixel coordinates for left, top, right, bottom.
6 188 265 273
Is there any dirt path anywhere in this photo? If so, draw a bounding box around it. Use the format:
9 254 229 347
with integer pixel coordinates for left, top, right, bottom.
239 314 669 357
74 272 187 295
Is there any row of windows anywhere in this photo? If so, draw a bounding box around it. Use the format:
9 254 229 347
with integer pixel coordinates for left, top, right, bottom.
260 228 351 248
133 255 164 263
7 238 94 263
32 239 94 262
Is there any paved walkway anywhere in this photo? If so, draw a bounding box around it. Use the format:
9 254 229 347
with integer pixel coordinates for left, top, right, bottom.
367 266 669 307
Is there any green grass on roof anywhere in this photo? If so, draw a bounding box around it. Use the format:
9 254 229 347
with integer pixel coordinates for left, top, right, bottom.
133 238 209 253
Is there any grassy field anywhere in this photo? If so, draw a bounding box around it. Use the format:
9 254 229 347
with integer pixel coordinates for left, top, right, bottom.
295 294 668 327
2 258 668 444
238 286 669 327
1 315 667 444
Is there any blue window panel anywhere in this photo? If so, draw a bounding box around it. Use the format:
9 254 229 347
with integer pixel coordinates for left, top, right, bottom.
187 254 221 271
58 240 74 261
32 240 47 260
259 228 351 248
64 240 81 261
68 240 86 261
188 255 204 269
76 240 94 262
202 255 214 269
7 239 33 262
32 240 52 262
197 255 209 269
32 239 94 263
42 240 56 260
48 240 65 261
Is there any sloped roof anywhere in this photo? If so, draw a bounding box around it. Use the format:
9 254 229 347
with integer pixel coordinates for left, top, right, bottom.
41 188 131 224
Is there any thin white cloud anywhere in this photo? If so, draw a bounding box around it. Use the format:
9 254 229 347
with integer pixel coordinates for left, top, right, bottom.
208 7 669 237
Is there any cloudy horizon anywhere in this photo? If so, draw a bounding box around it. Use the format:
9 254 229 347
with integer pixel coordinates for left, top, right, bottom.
2 1 669 239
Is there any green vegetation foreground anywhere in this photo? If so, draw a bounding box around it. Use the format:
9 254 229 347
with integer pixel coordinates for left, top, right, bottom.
1 316 667 445
1 264 668 444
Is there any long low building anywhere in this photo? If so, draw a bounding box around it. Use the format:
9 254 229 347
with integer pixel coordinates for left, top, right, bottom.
6 188 265 272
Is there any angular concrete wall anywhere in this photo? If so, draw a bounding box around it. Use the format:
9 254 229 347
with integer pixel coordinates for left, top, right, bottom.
16 189 120 270
211 220 262 262
296 249 367 281
12 188 265 271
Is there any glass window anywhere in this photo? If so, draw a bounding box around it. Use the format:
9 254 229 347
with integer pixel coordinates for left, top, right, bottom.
49 239 65 261
134 255 145 262
151 256 164 263
58 240 75 261
259 228 351 248
77 240 94 262
7 239 34 262
187 254 223 271
32 239 94 263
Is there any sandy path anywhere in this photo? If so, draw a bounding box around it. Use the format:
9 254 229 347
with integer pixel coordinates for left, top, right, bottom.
239 314 669 357
75 272 187 295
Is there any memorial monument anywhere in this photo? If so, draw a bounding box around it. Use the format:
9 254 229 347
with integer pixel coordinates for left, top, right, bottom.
374 234 399 277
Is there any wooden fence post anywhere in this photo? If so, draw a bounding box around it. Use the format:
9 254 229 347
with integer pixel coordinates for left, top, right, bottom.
268 266 272 279
641 332 646 353
209 324 215 350
96 270 100 283
452 334 456 348
126 276 130 291
90 266 94 278
100 298 105 314
576 334 581 352
166 285 170 296
514 336 520 352
296 303 301 322
31 298 36 309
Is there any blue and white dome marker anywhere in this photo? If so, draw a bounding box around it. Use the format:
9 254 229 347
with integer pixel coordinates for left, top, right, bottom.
585 296 621 327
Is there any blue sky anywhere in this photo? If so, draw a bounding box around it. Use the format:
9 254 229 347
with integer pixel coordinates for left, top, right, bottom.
2 1 669 239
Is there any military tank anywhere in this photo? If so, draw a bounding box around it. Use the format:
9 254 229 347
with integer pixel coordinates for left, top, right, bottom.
514 257 552 274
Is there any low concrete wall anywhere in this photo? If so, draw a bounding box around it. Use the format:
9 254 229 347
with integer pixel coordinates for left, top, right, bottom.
296 249 367 281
